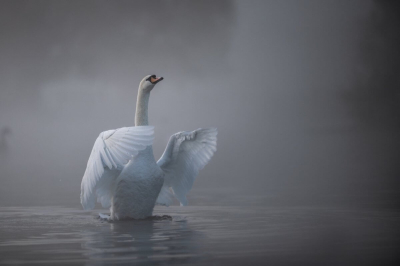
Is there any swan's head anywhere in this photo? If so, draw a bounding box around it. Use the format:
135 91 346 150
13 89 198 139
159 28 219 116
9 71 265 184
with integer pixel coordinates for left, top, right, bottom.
139 74 164 92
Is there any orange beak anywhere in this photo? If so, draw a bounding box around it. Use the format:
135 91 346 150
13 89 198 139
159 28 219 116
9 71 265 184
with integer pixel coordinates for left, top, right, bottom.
150 76 164 84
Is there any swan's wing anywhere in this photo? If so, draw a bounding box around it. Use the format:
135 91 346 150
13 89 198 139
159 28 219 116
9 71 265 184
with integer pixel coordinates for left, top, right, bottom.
155 184 174 206
93 168 121 208
80 126 154 209
156 128 217 206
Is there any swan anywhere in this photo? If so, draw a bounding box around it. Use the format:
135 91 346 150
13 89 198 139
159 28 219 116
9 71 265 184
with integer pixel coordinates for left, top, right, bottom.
80 75 217 220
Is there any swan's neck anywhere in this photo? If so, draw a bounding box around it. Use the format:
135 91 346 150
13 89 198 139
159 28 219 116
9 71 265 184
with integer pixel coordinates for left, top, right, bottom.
135 90 150 126
134 89 156 164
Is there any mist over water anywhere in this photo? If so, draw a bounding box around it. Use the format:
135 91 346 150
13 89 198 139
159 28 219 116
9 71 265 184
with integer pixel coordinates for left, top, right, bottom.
1 0 399 208
0 0 235 205
1 1 400 265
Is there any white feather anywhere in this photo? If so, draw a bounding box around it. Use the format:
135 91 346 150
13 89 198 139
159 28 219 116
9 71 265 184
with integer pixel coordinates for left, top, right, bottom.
79 75 217 220
80 126 154 210
156 128 217 206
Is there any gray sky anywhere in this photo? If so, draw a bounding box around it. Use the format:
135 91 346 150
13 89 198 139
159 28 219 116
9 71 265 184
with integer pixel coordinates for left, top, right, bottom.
0 0 399 207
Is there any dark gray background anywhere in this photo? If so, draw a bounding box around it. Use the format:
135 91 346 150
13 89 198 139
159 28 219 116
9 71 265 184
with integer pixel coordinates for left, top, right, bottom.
0 0 399 208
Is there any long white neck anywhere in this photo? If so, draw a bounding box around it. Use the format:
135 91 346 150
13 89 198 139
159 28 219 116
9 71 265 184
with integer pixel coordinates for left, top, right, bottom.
135 89 150 126
133 89 156 166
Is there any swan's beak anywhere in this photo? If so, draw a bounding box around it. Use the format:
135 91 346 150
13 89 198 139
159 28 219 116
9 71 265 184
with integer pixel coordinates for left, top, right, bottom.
150 76 164 85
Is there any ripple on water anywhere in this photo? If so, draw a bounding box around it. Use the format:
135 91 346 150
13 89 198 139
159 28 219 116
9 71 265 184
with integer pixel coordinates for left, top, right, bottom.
0 206 400 265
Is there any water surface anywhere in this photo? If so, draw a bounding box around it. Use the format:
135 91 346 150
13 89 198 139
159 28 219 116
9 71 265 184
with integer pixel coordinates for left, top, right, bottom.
0 204 399 265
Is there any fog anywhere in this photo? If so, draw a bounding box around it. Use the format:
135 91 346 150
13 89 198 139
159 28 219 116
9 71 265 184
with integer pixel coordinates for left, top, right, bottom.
0 0 399 208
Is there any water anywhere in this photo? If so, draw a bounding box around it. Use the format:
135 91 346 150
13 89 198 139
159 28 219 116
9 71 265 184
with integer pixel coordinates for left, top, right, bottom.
0 203 399 265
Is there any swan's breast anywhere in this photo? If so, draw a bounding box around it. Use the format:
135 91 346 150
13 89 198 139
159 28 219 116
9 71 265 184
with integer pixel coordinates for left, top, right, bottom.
111 174 164 219
118 146 164 181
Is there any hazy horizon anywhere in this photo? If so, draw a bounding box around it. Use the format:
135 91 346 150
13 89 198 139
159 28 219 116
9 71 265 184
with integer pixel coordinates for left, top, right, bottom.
1 0 399 208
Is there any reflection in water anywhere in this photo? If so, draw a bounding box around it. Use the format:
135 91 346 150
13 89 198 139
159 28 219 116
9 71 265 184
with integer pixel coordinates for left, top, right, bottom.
81 217 204 265
0 205 399 265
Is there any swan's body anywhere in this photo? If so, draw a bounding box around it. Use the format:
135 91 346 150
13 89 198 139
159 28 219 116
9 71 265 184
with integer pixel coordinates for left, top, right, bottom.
80 75 217 220
111 146 164 220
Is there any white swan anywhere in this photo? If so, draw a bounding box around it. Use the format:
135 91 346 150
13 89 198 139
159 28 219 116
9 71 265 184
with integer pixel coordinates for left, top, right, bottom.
80 75 217 220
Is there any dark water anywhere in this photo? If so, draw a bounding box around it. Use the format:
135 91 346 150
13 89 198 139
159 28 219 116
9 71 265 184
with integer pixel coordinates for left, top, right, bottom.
0 203 399 265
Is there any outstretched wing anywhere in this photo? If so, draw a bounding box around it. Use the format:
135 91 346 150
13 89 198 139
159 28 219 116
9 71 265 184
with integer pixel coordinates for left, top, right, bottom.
80 126 154 209
156 128 217 206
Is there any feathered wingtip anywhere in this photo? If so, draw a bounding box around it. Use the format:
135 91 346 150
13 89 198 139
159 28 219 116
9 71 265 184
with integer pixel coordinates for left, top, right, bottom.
156 127 218 207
